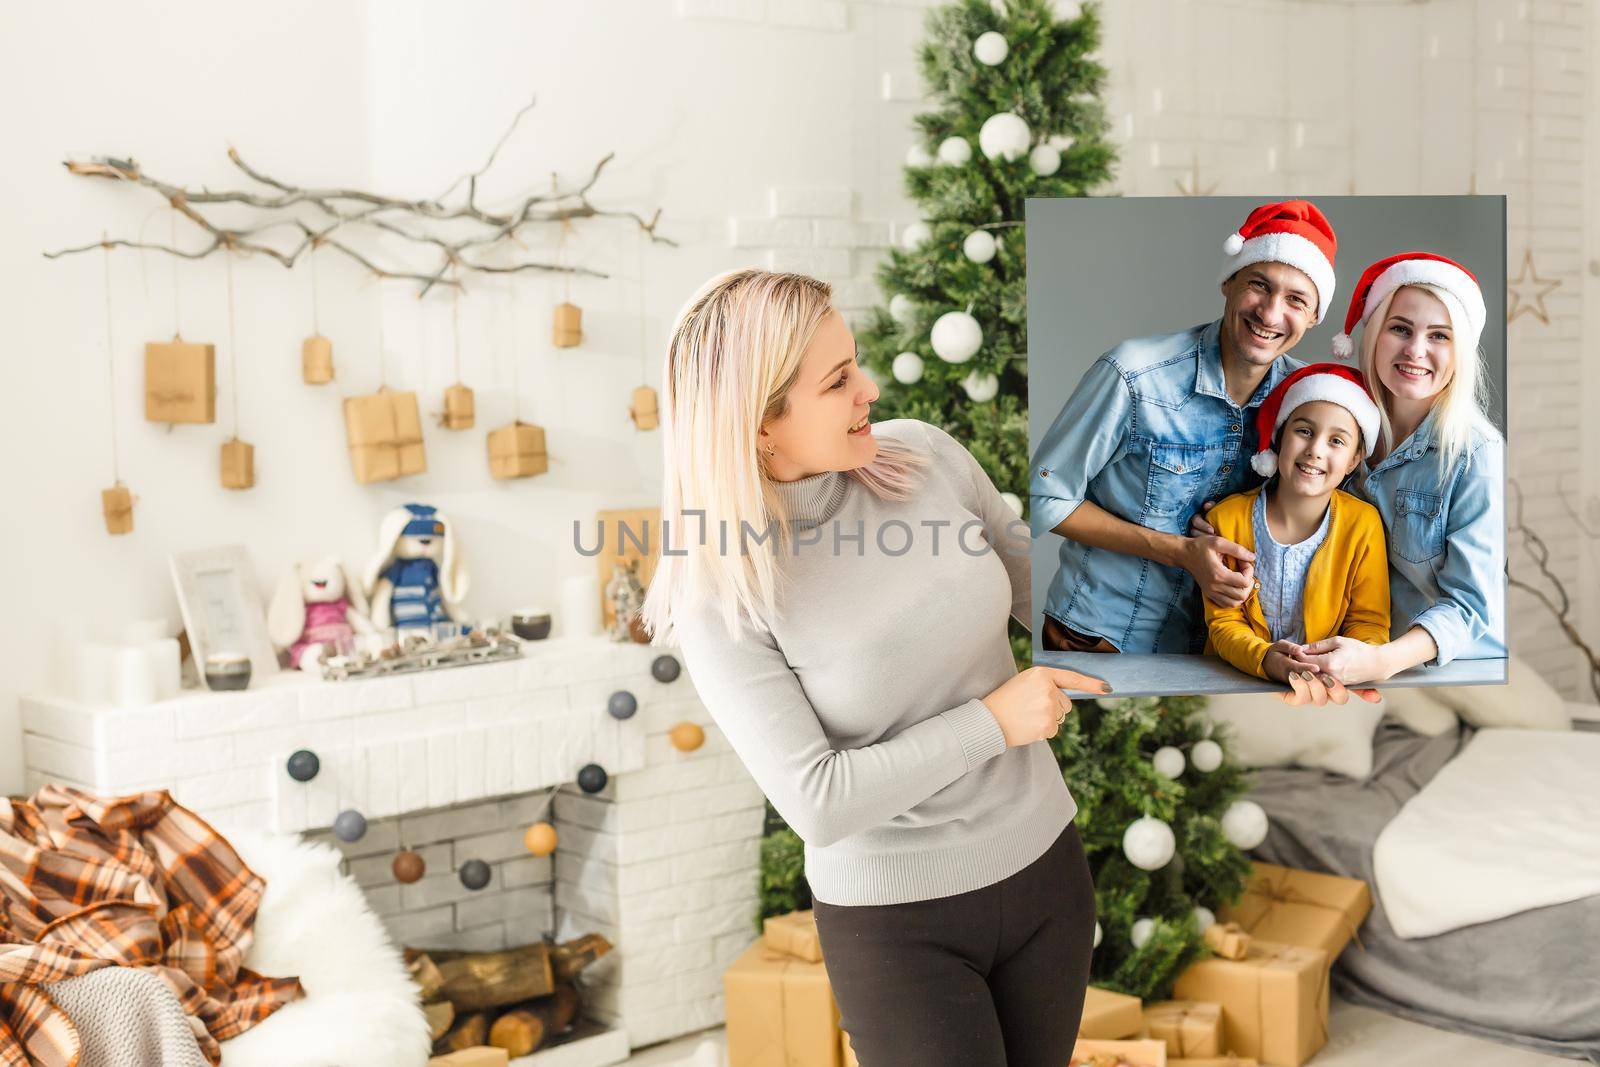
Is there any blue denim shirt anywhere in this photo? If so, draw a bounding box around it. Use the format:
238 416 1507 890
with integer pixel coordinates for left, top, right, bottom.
1030 318 1304 653
1353 408 1506 666
1252 488 1331 644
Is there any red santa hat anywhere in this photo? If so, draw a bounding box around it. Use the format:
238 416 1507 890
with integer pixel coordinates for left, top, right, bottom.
1251 363 1382 477
1219 200 1339 324
1330 251 1485 359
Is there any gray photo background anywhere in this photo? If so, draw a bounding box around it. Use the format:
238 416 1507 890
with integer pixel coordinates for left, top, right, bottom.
1026 194 1507 660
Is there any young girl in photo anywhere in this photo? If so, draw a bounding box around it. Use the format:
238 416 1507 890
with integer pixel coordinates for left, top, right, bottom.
1202 363 1391 684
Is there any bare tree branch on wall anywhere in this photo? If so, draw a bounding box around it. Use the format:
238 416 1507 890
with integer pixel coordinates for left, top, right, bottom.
42 97 674 295
1507 477 1600 702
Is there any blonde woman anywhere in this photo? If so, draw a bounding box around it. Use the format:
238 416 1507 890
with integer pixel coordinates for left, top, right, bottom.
640 269 1104 1066
1289 252 1505 688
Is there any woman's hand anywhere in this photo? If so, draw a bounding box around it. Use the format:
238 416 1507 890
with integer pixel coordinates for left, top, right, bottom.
982 666 1110 747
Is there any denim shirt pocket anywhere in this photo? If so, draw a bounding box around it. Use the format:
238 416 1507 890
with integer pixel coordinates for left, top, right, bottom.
1143 441 1208 524
1394 487 1445 564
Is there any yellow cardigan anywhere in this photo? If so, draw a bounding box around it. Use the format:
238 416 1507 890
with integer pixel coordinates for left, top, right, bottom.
1202 486 1391 680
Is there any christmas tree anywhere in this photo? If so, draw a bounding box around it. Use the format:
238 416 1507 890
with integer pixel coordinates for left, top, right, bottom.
857 0 1116 665
1053 696 1257 999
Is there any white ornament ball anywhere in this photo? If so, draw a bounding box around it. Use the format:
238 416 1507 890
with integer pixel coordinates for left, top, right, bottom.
891 351 925 385
1130 917 1155 950
938 136 972 166
1000 491 1023 517
1191 739 1224 773
1029 143 1062 177
1122 815 1176 871
962 370 999 403
1093 920 1102 948
973 31 1009 66
930 311 982 364
888 293 916 325
979 112 1031 162
963 229 998 264
905 144 934 169
899 221 931 251
1193 906 1216 932
1152 745 1186 780
1222 799 1270 850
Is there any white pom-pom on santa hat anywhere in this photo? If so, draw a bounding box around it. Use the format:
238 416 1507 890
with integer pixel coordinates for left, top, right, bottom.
1223 232 1245 256
1330 332 1354 360
1249 362 1382 478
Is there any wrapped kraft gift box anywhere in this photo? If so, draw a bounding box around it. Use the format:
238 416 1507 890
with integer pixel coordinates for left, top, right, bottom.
1172 940 1328 1067
1080 985 1144 1039
343 388 426 484
763 909 823 963
487 420 548 480
1071 1038 1168 1067
1216 862 1371 963
144 339 216 423
1142 1000 1223 1058
1202 922 1252 961
724 938 841 1067
1170 1058 1258 1067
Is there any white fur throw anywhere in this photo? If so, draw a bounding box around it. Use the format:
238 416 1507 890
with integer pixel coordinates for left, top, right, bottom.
218 830 431 1067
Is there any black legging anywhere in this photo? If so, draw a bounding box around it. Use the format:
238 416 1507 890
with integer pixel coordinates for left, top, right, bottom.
812 820 1096 1067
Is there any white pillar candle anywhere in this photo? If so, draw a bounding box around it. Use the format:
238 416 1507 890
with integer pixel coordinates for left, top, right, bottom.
561 574 601 638
112 645 158 707
146 637 182 700
75 641 117 704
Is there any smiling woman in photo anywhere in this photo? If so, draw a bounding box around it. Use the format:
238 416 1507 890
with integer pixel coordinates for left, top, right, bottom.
1294 252 1506 685
640 268 1103 1067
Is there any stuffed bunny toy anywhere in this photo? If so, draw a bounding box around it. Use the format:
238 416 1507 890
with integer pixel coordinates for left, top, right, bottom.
364 502 470 633
268 556 377 671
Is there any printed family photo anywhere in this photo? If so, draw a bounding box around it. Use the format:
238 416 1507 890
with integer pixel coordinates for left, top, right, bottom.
1028 196 1508 699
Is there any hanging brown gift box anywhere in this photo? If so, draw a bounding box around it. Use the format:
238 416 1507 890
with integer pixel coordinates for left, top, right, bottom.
102 485 134 535
302 334 334 384
629 384 658 431
343 389 427 484
487 420 548 480
441 383 476 430
552 302 583 348
221 437 255 490
145 339 216 423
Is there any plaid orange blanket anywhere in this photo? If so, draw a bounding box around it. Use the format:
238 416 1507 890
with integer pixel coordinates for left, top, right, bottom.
0 785 303 1067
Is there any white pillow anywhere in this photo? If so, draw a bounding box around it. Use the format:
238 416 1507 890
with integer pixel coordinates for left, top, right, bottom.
1423 652 1571 731
1378 685 1458 737
1200 690 1386 780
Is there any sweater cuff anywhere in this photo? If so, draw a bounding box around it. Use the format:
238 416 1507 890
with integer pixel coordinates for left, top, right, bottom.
941 698 1009 770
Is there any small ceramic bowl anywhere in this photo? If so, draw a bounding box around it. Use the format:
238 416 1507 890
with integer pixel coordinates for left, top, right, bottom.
512 607 552 641
204 652 252 691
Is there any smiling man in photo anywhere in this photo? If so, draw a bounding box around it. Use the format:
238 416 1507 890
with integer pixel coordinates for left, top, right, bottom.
1030 200 1340 654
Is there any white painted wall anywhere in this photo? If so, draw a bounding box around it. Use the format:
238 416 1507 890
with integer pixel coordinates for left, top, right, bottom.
3 0 1596 795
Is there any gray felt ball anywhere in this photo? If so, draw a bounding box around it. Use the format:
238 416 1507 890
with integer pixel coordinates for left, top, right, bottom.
651 655 681 683
577 763 608 793
333 809 367 842
286 749 320 782
459 859 492 890
607 690 638 720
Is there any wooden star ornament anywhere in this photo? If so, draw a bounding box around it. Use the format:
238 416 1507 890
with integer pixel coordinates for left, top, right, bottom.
1507 248 1561 326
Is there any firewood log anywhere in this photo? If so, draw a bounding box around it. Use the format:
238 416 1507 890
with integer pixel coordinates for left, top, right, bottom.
408 953 446 1001
549 934 613 983
423 1000 455 1041
439 1011 489 1053
486 986 582 1057
432 944 556 1012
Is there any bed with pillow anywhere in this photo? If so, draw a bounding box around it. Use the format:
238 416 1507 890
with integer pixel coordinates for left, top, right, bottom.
1201 657 1600 1061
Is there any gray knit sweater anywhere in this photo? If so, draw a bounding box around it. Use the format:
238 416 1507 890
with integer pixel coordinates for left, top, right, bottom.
672 418 1077 906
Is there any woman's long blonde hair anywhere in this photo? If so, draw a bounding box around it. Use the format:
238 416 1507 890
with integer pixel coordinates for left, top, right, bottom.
1356 282 1501 473
639 268 928 646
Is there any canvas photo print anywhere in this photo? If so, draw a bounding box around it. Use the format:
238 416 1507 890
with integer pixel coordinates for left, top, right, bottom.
1027 195 1508 698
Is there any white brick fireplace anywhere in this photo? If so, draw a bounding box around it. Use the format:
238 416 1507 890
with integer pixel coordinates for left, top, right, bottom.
19 636 766 1061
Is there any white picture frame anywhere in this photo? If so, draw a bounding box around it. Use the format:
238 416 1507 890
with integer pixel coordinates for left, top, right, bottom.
169 545 279 688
